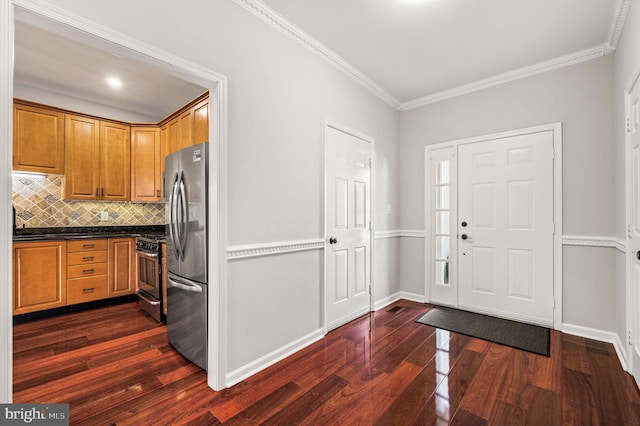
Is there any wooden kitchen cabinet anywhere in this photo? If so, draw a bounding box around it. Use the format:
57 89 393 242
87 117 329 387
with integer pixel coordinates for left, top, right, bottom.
13 241 67 315
192 98 209 145
64 114 130 201
176 97 209 151
13 101 65 174
160 95 209 160
131 126 162 202
67 239 108 305
108 238 136 297
160 118 178 163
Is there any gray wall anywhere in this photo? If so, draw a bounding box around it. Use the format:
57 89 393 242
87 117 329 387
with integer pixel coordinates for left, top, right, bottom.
37 0 401 377
399 55 616 331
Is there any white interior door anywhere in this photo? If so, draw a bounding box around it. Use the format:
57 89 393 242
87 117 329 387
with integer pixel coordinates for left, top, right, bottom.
457 131 555 325
627 75 640 388
325 125 372 331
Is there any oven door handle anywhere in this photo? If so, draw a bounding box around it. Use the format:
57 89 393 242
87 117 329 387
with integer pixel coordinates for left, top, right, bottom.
168 276 203 293
137 251 158 258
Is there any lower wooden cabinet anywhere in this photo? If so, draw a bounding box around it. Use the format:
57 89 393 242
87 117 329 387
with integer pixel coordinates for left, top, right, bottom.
109 238 136 297
13 237 137 315
13 241 67 315
67 239 108 305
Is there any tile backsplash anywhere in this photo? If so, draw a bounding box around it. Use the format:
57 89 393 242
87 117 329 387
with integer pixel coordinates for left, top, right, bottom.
12 174 165 228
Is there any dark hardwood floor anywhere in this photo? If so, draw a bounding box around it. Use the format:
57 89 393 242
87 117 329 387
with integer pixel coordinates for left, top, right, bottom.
13 300 640 425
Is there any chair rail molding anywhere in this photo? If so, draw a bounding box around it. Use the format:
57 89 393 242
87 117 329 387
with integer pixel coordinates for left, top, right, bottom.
562 235 627 253
227 238 325 260
375 229 425 240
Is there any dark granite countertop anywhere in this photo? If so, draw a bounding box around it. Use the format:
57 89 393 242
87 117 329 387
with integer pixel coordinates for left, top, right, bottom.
13 225 166 242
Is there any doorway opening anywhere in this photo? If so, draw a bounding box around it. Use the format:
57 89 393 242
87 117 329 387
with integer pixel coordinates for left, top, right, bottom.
1 0 229 400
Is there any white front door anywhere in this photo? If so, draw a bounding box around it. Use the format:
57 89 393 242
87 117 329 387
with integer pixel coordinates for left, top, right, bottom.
325 124 372 331
627 74 640 388
457 131 555 325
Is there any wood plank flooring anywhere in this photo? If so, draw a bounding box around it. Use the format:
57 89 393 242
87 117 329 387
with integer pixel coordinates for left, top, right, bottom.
13 300 640 425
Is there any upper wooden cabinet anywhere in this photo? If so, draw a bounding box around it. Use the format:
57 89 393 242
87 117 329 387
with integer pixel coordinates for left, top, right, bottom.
64 114 130 201
161 96 209 159
192 98 209 145
131 126 162 202
13 102 65 174
160 118 178 179
100 121 131 200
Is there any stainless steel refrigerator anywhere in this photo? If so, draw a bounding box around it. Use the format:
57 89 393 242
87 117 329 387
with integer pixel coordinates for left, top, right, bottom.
165 142 208 371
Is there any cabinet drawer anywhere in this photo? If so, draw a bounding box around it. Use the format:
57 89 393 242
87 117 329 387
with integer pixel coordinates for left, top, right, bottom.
67 239 108 252
68 262 108 279
67 276 108 305
67 250 108 265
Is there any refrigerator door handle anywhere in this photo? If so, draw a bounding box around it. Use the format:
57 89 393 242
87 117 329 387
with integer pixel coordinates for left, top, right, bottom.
178 171 189 257
169 172 182 261
168 275 203 293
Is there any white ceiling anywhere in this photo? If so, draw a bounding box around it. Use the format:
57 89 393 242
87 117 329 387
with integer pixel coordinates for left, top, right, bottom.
13 14 207 123
256 0 625 106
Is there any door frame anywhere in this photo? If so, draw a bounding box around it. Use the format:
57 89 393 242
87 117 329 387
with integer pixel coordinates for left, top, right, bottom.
323 118 375 334
1 0 229 398
424 123 563 329
625 69 640 383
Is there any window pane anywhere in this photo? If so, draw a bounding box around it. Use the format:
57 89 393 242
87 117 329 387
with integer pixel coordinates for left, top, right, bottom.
436 186 450 210
435 261 449 285
436 161 450 185
436 211 449 234
436 236 449 260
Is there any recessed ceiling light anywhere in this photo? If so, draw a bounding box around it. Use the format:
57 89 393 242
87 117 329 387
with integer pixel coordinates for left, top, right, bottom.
106 76 123 89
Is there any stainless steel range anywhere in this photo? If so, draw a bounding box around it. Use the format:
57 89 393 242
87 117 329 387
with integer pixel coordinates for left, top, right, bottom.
136 235 164 322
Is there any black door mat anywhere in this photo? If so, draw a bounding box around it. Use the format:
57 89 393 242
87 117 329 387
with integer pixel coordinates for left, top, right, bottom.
416 305 550 356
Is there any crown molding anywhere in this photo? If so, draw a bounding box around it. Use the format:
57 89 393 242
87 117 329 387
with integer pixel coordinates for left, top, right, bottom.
231 0 401 109
233 0 628 112
401 44 611 110
608 0 632 49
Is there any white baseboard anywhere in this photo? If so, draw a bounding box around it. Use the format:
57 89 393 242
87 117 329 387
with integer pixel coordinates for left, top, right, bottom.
225 328 324 387
374 291 425 311
562 323 628 371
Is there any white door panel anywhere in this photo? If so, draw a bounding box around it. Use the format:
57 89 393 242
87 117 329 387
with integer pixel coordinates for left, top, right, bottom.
325 125 371 331
458 132 554 325
627 75 640 388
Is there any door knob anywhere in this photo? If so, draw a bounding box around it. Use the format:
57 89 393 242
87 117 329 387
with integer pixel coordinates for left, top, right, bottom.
329 237 338 244
461 234 470 240
461 221 468 227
